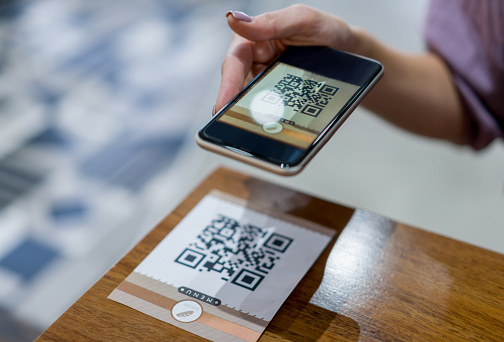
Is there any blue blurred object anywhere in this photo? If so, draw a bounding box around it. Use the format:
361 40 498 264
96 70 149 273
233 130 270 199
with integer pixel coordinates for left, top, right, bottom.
0 308 41 342
0 159 46 210
0 0 22 19
80 136 183 191
50 198 88 224
29 128 73 148
0 239 59 283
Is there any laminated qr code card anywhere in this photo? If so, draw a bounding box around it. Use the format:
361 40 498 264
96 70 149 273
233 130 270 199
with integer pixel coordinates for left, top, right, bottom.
108 191 336 341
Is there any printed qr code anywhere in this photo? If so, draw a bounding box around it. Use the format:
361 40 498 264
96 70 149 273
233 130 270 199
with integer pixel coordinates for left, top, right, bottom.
175 215 293 291
261 74 339 117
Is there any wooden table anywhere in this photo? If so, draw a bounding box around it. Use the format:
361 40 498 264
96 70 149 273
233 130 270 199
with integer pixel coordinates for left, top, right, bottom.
37 167 504 341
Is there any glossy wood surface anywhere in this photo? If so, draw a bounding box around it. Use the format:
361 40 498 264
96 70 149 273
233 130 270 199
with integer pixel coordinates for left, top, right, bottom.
36 167 504 341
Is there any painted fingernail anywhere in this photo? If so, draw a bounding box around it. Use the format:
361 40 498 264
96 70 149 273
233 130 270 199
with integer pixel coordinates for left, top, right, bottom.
226 10 253 23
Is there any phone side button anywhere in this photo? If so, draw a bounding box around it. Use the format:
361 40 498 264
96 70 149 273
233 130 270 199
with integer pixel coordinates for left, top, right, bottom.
262 122 283 134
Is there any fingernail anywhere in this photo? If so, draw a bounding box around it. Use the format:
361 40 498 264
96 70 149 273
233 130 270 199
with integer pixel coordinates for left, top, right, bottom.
211 105 216 116
226 10 253 23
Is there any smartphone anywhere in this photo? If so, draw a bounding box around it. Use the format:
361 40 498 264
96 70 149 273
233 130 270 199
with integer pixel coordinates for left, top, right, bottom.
197 46 383 176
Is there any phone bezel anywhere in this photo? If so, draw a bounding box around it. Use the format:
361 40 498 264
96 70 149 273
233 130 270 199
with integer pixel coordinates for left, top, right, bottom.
197 46 383 176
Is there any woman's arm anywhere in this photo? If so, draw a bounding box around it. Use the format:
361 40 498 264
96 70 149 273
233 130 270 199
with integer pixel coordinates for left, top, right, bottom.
352 28 466 144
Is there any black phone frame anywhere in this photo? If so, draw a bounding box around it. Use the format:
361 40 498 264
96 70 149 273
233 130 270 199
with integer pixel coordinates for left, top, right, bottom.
198 46 383 168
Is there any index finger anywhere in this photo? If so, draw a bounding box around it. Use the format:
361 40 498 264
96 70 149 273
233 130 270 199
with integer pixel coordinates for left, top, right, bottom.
228 5 354 52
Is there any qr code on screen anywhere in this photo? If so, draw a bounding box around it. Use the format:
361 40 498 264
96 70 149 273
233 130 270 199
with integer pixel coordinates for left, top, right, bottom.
175 215 293 291
261 74 339 117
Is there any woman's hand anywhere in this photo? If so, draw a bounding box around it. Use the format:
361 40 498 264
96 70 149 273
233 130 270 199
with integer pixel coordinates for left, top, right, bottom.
214 5 356 113
213 4 466 145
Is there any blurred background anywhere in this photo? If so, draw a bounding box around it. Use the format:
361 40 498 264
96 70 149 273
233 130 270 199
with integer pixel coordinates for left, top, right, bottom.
0 0 502 340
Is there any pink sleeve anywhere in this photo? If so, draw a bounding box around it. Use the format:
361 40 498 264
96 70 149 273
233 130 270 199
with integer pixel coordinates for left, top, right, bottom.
425 0 504 149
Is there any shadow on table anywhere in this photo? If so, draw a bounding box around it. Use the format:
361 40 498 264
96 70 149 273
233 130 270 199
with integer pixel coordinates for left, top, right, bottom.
267 236 361 341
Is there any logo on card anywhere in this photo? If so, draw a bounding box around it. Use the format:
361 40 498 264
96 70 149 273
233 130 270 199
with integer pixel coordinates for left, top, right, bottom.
171 300 203 323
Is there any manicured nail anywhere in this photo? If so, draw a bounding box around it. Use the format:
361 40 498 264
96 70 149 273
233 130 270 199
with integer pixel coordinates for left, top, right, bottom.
226 10 253 23
211 105 216 116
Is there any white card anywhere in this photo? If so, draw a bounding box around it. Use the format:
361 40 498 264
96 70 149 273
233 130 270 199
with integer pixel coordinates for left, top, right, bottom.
109 191 335 341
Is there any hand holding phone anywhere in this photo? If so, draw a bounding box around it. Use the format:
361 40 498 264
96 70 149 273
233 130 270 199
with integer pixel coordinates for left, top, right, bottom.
197 46 383 176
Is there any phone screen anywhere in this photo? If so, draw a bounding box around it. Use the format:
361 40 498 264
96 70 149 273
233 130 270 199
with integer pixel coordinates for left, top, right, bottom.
217 62 361 150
